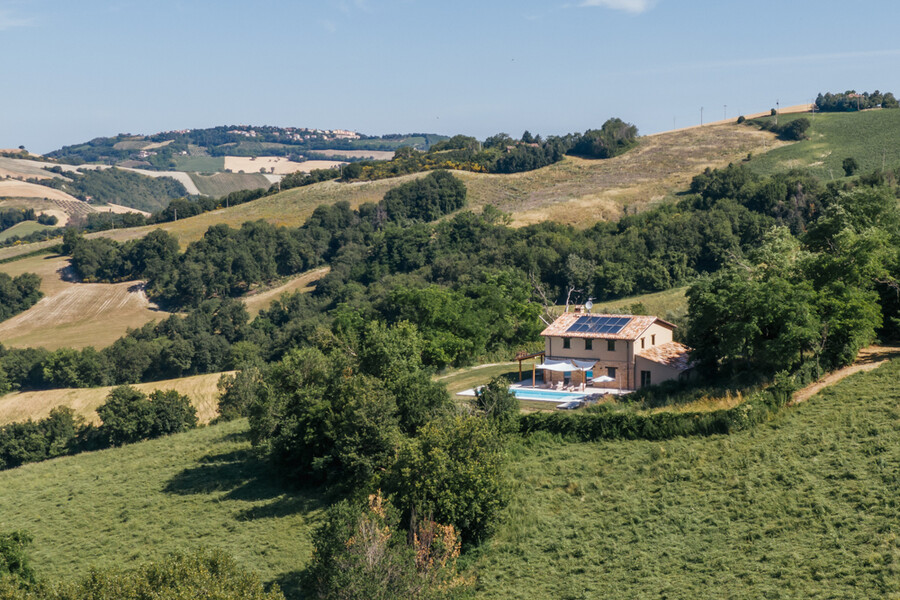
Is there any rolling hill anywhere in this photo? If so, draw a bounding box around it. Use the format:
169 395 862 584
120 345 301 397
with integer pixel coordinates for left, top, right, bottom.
1 359 897 599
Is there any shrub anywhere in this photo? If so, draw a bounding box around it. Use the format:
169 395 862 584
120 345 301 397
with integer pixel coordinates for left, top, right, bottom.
737 115 746 124
95 386 197 446
0 531 34 586
843 157 859 176
308 491 469 600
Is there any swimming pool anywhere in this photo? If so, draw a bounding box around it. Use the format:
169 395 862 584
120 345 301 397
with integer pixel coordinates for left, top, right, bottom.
510 388 587 402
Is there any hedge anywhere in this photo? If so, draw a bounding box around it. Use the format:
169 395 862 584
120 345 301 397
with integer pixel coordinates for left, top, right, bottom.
518 376 796 441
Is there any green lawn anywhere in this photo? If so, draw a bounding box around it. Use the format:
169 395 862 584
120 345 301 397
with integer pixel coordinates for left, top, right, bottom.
0 220 55 242
471 359 900 599
171 155 225 172
747 109 900 179
188 171 272 197
0 419 323 599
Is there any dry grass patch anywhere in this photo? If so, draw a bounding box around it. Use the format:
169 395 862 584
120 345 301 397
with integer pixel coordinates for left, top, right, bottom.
0 254 170 350
242 267 328 318
224 156 345 175
0 179 81 203
0 371 231 426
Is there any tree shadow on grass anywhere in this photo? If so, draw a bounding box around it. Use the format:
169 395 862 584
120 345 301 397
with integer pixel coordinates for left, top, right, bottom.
271 569 310 600
163 447 324 519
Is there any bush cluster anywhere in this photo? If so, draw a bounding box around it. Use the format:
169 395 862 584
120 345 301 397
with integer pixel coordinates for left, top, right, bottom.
0 386 196 471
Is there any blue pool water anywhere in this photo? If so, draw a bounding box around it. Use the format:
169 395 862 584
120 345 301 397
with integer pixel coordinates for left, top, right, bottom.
511 388 587 402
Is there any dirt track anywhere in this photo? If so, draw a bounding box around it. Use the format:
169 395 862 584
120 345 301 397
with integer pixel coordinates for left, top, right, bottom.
791 346 900 404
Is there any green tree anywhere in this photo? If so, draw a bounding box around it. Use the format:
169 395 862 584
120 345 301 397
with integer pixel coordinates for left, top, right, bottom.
387 414 509 544
216 368 263 421
95 386 156 446
147 389 198 437
473 376 519 434
842 157 859 176
0 531 34 586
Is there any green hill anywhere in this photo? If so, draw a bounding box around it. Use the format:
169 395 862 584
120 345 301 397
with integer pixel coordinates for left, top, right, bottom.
0 419 322 597
746 108 900 178
3 360 899 598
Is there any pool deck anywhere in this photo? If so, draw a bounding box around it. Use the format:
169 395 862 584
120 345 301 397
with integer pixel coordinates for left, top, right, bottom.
458 379 634 403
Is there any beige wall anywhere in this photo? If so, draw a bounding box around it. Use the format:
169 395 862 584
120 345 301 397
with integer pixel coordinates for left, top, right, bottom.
634 356 682 388
635 323 673 353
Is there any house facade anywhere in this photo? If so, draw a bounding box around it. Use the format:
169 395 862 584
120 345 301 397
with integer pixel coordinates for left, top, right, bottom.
540 310 692 390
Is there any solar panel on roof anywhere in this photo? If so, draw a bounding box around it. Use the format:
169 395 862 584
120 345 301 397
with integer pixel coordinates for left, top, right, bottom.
565 315 631 335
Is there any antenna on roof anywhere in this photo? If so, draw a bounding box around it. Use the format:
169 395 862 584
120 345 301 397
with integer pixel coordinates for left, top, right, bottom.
585 298 594 313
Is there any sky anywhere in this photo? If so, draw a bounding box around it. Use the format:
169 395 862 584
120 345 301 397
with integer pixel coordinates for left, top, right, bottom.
2 0 899 153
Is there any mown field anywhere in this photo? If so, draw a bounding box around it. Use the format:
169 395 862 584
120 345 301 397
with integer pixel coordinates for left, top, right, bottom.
1 359 897 599
0 371 229 426
472 359 900 599
0 253 170 350
171 155 225 172
747 108 900 179
0 220 55 242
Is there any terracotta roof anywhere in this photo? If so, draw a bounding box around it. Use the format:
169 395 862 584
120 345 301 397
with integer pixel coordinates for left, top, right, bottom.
636 341 693 371
540 312 675 341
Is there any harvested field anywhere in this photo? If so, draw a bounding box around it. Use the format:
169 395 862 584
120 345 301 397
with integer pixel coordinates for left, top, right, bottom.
0 254 170 350
458 121 787 226
0 371 230 426
100 203 151 216
0 121 788 259
0 180 82 203
242 267 328 317
311 149 395 160
0 198 71 226
224 156 345 175
0 157 66 180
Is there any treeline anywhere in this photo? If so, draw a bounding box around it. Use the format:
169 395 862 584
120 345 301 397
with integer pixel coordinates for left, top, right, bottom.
37 167 187 212
815 90 899 112
340 117 639 181
0 273 42 323
66 170 467 307
0 386 197 471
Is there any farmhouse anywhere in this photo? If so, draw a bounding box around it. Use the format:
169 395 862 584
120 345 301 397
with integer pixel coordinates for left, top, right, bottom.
539 309 692 390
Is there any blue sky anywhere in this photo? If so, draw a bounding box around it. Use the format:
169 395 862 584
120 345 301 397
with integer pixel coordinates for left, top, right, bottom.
2 0 899 153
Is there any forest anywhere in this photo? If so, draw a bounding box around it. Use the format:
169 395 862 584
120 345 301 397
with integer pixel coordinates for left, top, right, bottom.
815 89 899 112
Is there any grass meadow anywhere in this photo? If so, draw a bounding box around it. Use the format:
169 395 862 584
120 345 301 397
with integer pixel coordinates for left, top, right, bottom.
0 419 323 599
471 359 900 599
172 155 225 173
747 108 900 179
1 361 899 598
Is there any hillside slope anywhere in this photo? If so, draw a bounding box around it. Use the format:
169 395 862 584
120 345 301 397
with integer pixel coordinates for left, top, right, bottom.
1 358 898 599
0 120 785 263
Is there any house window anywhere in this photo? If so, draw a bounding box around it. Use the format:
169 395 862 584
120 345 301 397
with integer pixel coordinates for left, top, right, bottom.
651 334 656 345
640 370 652 387
607 367 617 379
562 338 570 349
585 339 593 350
641 337 645 349
607 340 616 352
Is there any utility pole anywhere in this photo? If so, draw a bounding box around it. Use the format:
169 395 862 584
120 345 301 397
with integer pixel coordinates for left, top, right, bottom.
700 107 704 126
775 100 779 126
174 207 177 222
724 105 727 120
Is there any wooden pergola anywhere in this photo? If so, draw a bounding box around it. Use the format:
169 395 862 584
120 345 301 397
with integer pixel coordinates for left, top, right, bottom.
514 350 545 381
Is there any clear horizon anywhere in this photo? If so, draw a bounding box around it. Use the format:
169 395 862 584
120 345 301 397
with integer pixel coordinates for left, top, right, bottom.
2 0 899 154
